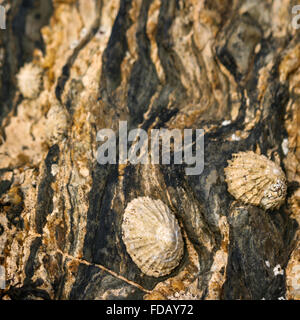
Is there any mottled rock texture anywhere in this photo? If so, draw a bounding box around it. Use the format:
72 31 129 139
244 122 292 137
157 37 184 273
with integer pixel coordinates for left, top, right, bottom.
0 0 299 300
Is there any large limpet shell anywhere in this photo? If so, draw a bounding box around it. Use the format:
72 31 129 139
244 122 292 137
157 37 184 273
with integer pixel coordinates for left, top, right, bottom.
122 196 184 277
224 151 287 210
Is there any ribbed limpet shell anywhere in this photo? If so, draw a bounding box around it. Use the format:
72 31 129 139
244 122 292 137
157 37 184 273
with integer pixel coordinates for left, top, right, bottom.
122 196 184 277
224 151 287 210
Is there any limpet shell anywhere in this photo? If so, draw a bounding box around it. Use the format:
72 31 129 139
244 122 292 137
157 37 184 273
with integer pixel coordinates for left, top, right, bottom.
46 104 69 143
17 63 43 99
224 151 287 210
122 196 184 277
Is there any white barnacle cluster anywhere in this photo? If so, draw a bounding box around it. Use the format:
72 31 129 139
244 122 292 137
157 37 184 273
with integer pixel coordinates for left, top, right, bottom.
224 151 287 210
45 104 69 144
273 264 284 276
121 196 184 277
17 63 43 99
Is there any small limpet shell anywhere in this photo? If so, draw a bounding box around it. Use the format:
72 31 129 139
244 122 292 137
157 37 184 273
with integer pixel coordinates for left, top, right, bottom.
224 151 287 210
122 196 184 277
46 104 69 143
17 63 43 99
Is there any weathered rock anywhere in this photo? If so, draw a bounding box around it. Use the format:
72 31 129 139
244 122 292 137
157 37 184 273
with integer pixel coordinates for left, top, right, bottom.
0 0 299 300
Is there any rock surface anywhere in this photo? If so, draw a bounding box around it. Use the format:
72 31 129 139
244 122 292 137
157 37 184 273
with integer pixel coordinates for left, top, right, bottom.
0 0 299 300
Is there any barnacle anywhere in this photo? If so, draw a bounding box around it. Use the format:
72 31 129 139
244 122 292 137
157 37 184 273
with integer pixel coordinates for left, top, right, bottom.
224 151 287 210
122 196 184 277
17 63 43 99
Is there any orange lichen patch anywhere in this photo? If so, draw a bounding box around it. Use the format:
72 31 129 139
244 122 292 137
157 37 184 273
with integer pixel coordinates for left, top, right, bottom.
14 232 25 247
41 29 63 70
198 9 221 37
169 278 186 293
143 270 194 300
1 187 23 206
53 0 77 5
219 217 229 253
127 0 142 62
257 62 273 101
67 259 80 275
69 103 96 165
207 280 224 300
144 267 201 300
290 71 300 95
146 0 164 83
41 3 83 83
244 110 261 132
118 163 128 177
50 182 59 193
168 106 210 129
192 1 222 51
279 44 300 82
43 223 57 250
205 216 229 300
283 100 300 219
144 292 166 300
284 97 300 301
286 246 300 300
